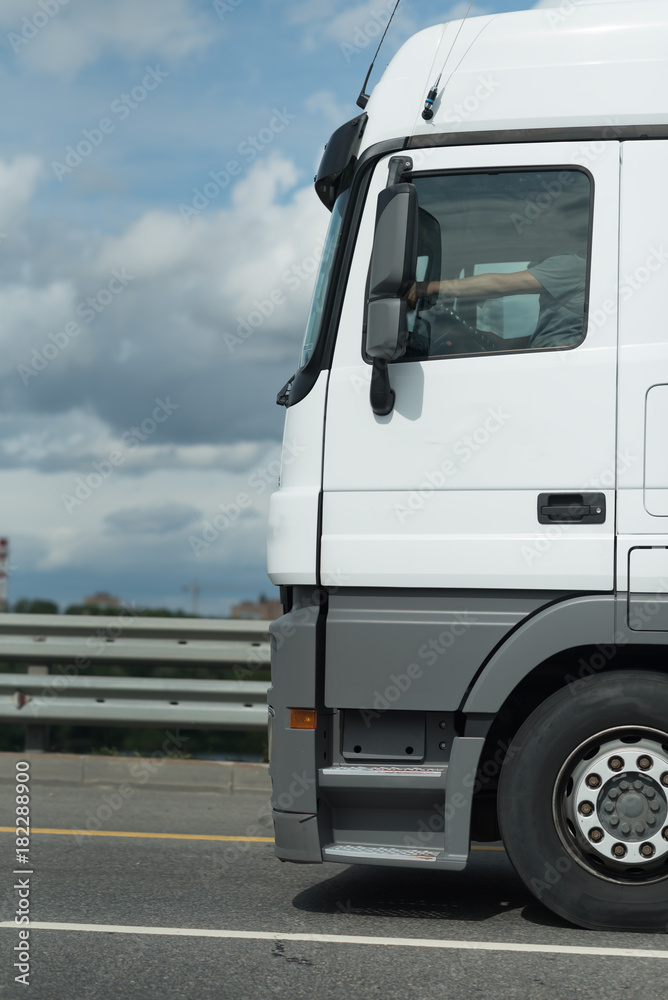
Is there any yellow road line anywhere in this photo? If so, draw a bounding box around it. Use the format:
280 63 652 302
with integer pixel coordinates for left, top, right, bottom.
0 827 273 843
0 826 505 850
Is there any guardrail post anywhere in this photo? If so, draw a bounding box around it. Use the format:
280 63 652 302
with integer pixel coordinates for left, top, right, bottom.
24 665 50 753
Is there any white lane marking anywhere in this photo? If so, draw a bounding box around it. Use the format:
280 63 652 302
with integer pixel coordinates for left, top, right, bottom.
2 923 668 958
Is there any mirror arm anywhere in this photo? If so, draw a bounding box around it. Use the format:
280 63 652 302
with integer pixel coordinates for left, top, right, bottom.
386 155 413 188
370 358 395 416
276 374 295 407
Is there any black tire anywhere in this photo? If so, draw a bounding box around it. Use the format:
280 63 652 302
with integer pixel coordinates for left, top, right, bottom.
497 671 668 931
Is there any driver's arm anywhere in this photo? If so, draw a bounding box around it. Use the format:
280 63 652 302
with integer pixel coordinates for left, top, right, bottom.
407 269 542 307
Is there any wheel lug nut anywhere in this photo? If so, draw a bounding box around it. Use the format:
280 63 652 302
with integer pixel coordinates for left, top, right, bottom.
608 788 620 800
645 787 656 799
638 756 653 771
609 817 620 827
603 802 614 814
609 757 624 772
661 773 668 787
579 801 594 816
621 822 631 835
619 780 630 791
647 816 657 827
587 774 601 788
635 822 646 835
650 801 662 813
612 843 627 858
640 842 655 858
663 828 668 842
589 827 604 843
634 780 644 791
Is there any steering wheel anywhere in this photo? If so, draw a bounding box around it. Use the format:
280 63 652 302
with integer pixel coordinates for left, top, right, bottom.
424 300 479 356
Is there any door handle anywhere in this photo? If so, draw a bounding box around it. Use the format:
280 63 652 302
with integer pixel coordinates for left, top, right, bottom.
537 493 606 524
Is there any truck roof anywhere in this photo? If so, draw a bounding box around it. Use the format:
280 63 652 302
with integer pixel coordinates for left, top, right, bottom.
360 0 668 152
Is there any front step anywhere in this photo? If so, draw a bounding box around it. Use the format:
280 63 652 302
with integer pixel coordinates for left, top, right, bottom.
322 842 467 870
319 765 456 867
319 764 446 791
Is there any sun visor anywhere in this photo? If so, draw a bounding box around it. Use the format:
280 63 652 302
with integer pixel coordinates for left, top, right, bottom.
314 114 367 210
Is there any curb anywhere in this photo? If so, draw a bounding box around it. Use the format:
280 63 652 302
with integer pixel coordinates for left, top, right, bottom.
0 752 270 794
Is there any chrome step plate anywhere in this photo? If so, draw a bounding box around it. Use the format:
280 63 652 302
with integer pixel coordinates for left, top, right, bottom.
321 766 443 777
324 844 440 862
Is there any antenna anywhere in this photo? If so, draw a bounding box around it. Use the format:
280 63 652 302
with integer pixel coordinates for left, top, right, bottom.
356 0 403 110
422 0 476 120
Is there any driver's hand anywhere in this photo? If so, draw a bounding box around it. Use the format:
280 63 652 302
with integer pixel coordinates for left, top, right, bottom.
407 281 428 308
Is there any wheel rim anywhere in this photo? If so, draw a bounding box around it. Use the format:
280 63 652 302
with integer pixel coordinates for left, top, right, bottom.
553 727 668 884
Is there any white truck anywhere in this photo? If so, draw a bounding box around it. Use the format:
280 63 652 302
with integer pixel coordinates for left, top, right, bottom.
266 0 668 931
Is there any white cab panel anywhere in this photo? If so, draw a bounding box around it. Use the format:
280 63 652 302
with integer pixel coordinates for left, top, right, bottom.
320 490 613 591
267 371 328 585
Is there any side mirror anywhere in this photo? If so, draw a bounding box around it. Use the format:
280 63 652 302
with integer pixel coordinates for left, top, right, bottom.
365 176 418 415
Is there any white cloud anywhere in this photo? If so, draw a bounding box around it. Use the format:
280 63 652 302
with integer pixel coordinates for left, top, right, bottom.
283 1 491 52
0 149 327 600
0 408 274 475
6 445 279 587
287 1 402 51
0 280 77 373
0 151 328 441
1 0 214 76
0 156 43 236
305 89 351 126
91 151 329 367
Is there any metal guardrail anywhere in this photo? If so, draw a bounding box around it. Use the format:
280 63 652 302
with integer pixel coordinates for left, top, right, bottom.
0 615 273 748
0 614 271 665
0 675 270 730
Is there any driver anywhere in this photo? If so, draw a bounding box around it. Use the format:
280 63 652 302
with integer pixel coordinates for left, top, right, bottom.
407 252 586 350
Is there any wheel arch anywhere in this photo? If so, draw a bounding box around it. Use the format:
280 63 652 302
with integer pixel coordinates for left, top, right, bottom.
462 593 616 715
463 594 668 842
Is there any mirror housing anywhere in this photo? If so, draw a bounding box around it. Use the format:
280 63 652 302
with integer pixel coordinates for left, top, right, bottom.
365 165 418 414
366 183 418 361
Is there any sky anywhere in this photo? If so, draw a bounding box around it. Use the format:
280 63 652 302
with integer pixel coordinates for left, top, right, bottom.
0 0 622 616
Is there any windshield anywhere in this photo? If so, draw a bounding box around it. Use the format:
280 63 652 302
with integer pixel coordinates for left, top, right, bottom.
298 188 350 370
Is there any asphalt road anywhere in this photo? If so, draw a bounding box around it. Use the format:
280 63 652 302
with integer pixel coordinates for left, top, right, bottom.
1 783 668 999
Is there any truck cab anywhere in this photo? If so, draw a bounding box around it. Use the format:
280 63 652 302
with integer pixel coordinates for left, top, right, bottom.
267 0 668 931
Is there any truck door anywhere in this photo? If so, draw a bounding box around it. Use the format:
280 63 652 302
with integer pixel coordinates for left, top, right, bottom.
321 141 620 591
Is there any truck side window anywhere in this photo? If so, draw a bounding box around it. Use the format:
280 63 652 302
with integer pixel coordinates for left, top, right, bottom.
405 169 591 359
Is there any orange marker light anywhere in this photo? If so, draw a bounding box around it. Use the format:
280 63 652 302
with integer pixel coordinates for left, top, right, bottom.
289 708 317 730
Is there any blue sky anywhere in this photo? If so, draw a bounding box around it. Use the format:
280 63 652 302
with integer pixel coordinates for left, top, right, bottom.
0 0 608 615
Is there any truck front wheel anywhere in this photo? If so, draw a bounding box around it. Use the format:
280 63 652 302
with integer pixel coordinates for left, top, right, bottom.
497 671 668 931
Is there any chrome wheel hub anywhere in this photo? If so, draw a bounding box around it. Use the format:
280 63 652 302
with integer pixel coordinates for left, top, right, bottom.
555 729 668 882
